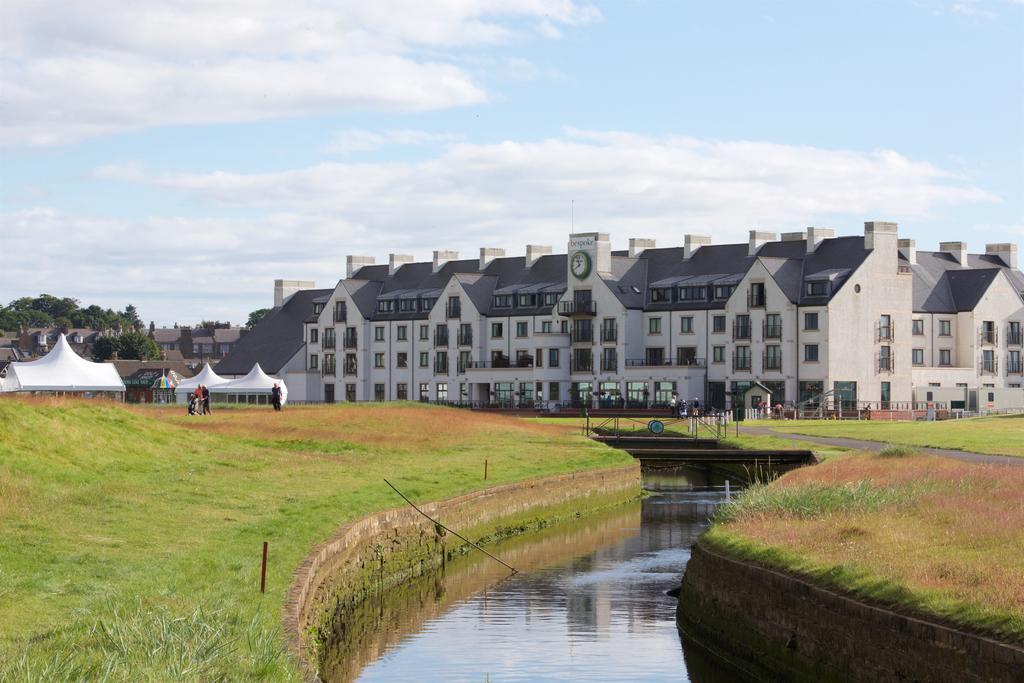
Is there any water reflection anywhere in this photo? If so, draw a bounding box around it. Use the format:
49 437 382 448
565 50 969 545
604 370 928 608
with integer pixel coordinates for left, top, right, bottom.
322 467 737 682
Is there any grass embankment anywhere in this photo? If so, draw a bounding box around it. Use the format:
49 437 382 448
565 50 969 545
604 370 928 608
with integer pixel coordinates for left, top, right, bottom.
0 399 632 680
707 451 1024 642
764 413 1024 457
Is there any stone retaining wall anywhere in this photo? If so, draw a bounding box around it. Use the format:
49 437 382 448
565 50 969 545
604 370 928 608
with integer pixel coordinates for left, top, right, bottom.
678 541 1024 682
284 463 641 681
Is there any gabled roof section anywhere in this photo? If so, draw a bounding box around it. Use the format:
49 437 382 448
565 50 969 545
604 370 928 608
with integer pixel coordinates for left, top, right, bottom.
215 287 331 375
911 249 1024 313
946 269 1001 312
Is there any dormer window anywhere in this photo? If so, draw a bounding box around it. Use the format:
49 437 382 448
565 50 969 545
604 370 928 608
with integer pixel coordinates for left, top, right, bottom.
518 293 537 307
376 300 395 313
421 298 437 311
678 286 707 301
398 299 417 312
805 281 828 297
650 287 672 303
713 285 734 300
313 303 325 314
493 294 513 308
543 292 561 306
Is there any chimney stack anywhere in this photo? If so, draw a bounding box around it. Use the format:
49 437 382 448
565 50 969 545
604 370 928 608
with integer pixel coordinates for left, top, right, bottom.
388 253 414 275
748 230 776 256
345 256 376 279
525 244 551 269
433 250 459 273
985 243 1017 269
864 221 898 251
898 238 917 265
274 279 316 307
684 234 712 260
939 241 968 266
806 227 835 253
781 231 805 242
628 238 656 258
479 247 505 270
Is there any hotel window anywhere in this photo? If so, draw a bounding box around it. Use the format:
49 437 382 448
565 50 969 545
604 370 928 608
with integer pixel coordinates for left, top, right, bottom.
419 383 429 400
374 326 385 342
493 294 513 308
712 346 725 363
804 312 818 330
396 325 407 341
713 285 733 300
374 352 384 368
458 350 471 372
680 316 693 334
516 321 529 337
805 280 828 296
535 349 543 368
491 322 503 338
804 344 819 362
549 382 561 401
398 298 417 312
518 293 537 307
419 351 429 368
396 352 408 368
543 292 561 306
712 315 726 333
650 288 671 302
309 354 318 370
648 317 662 334
516 350 532 366
939 320 951 336
601 347 617 372
419 324 429 341
912 319 924 336
309 328 319 343
541 320 553 333
374 384 385 401
422 298 436 311
345 384 356 402
436 383 448 401
912 348 924 365
939 349 951 366
679 286 707 301
396 383 408 400
549 348 560 368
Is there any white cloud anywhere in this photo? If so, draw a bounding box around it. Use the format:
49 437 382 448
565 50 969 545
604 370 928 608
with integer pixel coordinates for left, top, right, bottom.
5 129 1000 323
0 1 600 146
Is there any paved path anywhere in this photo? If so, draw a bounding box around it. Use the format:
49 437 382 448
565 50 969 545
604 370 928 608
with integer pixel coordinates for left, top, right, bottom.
741 426 1023 467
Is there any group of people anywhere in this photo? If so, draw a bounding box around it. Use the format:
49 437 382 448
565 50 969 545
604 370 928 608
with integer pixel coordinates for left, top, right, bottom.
669 392 701 418
187 384 211 416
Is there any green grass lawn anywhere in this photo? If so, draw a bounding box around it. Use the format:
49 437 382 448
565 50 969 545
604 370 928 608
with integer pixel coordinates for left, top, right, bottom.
761 414 1024 457
0 399 632 681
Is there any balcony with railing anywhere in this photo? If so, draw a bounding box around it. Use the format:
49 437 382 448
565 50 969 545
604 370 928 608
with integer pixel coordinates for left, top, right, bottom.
876 324 894 342
763 353 782 372
333 303 346 323
1007 327 1023 346
322 359 336 376
747 290 766 309
980 357 998 375
457 329 473 346
1007 357 1023 374
732 323 751 341
763 322 783 340
571 357 593 373
343 333 358 349
571 327 593 344
343 359 357 376
467 356 534 370
980 327 998 345
558 301 597 317
601 325 617 343
434 357 449 375
434 328 449 347
625 357 706 368
322 334 336 350
601 355 617 372
876 354 894 373
732 354 752 372
446 300 461 319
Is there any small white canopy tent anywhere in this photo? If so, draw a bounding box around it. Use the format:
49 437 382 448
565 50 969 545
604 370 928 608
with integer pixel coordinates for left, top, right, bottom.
0 334 125 394
174 363 229 400
209 363 288 406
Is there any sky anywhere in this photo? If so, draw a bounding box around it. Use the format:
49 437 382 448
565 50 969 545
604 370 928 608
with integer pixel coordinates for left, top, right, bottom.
2 0 1022 326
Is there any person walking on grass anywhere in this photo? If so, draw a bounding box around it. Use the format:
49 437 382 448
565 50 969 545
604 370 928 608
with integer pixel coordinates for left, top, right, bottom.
193 385 204 415
201 384 211 415
271 383 282 411
669 392 678 418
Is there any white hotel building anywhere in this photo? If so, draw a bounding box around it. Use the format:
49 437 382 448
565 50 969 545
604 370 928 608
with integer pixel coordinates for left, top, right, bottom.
217 222 1024 412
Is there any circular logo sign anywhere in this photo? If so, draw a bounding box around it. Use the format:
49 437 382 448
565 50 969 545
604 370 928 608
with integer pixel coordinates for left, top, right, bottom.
648 419 665 435
570 250 592 280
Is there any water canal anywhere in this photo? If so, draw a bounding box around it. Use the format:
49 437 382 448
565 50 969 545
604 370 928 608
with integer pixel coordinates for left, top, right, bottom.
320 470 740 682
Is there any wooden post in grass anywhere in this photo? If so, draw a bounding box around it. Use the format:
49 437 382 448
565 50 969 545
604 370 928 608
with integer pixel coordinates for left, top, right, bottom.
260 541 268 594
484 459 488 480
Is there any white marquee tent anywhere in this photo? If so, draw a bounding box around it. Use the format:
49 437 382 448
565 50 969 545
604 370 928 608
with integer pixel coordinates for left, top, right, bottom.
0 334 126 394
209 363 288 405
173 363 229 400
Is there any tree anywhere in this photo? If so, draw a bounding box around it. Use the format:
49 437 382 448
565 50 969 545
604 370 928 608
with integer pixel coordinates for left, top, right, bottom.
246 308 272 329
92 336 117 362
116 331 161 360
122 304 142 331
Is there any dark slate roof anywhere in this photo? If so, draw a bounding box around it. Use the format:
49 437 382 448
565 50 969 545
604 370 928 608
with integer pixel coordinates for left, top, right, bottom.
216 288 332 375
910 250 1024 312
